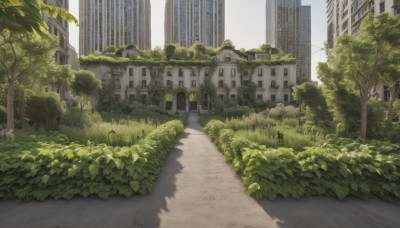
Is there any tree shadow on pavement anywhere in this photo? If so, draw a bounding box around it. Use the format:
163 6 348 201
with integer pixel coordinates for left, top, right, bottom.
257 196 400 228
0 134 187 228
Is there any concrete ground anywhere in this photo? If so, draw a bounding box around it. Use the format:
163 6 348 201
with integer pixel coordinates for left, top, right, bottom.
0 114 399 228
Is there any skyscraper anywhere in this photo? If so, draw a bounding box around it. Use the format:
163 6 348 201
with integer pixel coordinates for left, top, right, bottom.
79 0 151 55
165 0 225 47
327 0 395 48
266 0 311 82
299 6 311 81
42 0 69 65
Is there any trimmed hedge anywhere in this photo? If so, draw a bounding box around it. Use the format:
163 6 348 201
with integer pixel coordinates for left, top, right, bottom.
204 120 400 200
0 120 184 201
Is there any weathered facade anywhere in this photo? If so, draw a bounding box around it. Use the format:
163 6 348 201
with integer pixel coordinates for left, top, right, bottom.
81 47 296 113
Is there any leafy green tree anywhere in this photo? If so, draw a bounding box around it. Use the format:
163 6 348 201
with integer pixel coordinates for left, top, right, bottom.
319 13 400 139
42 64 75 93
164 44 176 60
26 92 63 130
71 70 101 114
293 83 332 126
0 31 58 131
220 39 235 49
0 0 77 34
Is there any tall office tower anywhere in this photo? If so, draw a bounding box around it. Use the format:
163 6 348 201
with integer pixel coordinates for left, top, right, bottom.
79 0 151 55
299 6 311 81
327 0 395 48
266 0 311 82
42 0 69 65
165 0 225 47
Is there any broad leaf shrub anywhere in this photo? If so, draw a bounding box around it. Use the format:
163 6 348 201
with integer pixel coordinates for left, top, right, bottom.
204 120 400 200
0 120 184 201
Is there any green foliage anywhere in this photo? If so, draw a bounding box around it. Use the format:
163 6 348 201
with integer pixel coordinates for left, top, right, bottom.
60 119 157 147
71 70 101 97
223 106 252 118
267 104 299 120
0 120 184 201
293 83 332 126
204 120 400 200
26 92 64 130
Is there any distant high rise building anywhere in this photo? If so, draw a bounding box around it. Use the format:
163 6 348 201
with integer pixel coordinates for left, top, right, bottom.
299 5 311 81
165 0 225 47
79 0 151 55
266 0 311 82
42 0 69 65
327 0 395 48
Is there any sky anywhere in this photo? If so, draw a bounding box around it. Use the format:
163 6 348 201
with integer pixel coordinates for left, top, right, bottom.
69 0 327 81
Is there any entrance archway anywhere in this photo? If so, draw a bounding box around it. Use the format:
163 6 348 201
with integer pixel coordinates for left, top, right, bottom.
177 92 186 111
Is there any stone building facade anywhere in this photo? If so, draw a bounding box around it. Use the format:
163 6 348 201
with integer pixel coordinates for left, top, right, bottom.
81 47 296 112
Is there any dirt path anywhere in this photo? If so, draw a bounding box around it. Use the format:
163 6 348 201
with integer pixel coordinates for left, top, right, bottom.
0 113 399 228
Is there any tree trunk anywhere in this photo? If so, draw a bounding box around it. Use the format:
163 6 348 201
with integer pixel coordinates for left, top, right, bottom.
360 96 368 139
386 86 399 121
6 78 15 131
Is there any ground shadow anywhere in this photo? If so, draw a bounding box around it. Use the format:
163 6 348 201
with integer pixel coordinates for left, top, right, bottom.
0 133 188 228
257 196 400 228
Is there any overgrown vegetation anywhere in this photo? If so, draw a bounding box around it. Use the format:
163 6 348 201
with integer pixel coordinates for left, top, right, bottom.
204 120 400 200
0 120 184 201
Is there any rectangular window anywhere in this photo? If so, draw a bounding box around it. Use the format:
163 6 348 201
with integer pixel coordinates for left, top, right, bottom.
231 68 236 76
129 81 134 88
284 94 289 102
179 68 183 77
142 80 147 88
191 69 196 76
284 68 288 76
271 94 276 102
129 68 134 76
142 68 146 76
167 70 172 77
380 2 385 13
284 81 289 89
179 80 184 87
258 81 263 88
191 80 197 88
271 68 276 76
205 68 209 76
271 80 276 88
219 68 224 76
258 68 263 76
224 57 231 62
167 80 172 87
218 80 224 88
231 81 236 88
257 94 263 100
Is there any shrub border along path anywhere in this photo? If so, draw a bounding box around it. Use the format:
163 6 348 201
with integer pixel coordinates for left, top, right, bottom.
204 120 400 200
0 120 184 201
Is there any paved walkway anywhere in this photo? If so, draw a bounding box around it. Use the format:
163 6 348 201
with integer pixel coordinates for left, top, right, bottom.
1 114 400 228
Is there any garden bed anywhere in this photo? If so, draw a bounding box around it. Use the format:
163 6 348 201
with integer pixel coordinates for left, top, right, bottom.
0 120 184 201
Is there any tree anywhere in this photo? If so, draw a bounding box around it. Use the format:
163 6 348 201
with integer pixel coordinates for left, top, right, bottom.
164 44 176 60
292 82 332 126
0 0 77 34
42 64 75 93
320 14 400 139
0 31 58 131
71 70 101 114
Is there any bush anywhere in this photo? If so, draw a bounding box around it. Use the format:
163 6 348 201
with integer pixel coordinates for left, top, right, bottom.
268 104 299 120
0 120 184 201
0 106 6 126
204 121 400 201
61 110 103 128
26 92 64 130
223 106 252 118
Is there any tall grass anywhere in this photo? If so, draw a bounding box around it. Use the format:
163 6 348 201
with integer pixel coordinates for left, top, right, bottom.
60 120 157 147
224 113 276 131
235 128 313 151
